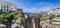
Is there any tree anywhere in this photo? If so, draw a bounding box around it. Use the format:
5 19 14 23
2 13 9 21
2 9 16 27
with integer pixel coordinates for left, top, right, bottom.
0 12 17 28
49 14 56 22
57 14 60 17
0 11 25 28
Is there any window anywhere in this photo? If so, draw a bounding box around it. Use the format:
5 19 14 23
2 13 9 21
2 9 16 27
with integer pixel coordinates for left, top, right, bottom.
1 5 9 12
4 6 6 9
4 5 9 9
4 6 9 12
4 9 6 11
1 6 3 9
7 9 8 11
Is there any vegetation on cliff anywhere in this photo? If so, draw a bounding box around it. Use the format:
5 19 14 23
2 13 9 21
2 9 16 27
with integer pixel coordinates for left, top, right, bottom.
0 11 25 28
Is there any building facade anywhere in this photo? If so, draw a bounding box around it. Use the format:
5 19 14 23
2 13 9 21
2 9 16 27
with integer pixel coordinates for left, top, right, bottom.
0 1 17 12
48 7 60 15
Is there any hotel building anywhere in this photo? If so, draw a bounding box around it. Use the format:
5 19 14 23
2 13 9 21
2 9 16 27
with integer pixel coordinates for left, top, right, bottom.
0 1 17 13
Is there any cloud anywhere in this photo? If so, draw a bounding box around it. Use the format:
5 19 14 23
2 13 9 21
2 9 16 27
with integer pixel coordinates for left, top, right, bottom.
23 7 38 13
23 2 59 13
39 7 52 11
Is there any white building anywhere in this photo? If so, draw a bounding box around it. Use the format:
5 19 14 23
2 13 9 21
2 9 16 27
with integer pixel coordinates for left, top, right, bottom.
48 7 60 15
0 1 17 12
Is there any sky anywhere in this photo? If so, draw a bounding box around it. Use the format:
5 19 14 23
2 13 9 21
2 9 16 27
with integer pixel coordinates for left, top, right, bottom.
0 0 60 13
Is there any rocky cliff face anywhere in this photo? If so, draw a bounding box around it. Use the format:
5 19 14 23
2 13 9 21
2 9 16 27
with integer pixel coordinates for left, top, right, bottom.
11 12 24 28
0 24 6 28
40 17 60 28
11 19 24 28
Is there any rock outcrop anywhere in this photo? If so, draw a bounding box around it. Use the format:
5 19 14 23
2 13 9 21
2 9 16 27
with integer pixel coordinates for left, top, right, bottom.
0 24 6 28
11 19 24 28
51 17 60 28
40 17 60 28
